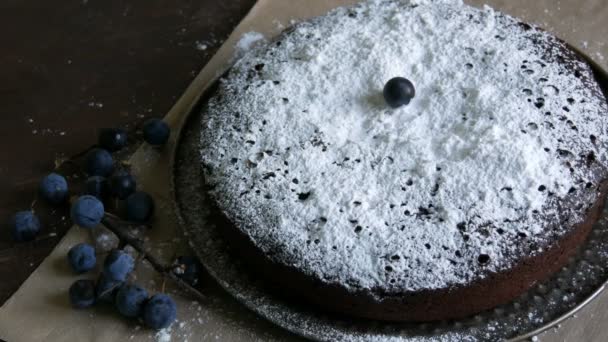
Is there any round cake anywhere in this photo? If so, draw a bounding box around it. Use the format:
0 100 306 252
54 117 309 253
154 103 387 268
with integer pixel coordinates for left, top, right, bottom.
199 0 608 321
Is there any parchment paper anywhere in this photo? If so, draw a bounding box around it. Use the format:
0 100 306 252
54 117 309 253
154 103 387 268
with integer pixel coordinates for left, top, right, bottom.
1 1 607 341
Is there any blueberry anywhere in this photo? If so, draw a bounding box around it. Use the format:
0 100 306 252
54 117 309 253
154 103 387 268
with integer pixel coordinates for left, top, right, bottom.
85 176 110 200
115 284 149 317
98 128 128 152
143 119 170 146
67 243 96 273
71 195 105 228
85 148 114 176
39 173 69 204
126 191 155 222
69 279 96 308
383 77 416 108
172 256 202 286
96 273 124 303
10 211 41 242
103 249 135 281
110 171 137 199
143 294 177 329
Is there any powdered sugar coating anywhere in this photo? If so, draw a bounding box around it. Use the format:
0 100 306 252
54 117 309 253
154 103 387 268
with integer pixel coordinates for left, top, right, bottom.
200 0 608 293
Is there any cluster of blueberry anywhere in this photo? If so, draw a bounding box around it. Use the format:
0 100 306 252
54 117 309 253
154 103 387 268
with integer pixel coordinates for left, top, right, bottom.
10 119 170 240
8 118 199 330
68 247 176 330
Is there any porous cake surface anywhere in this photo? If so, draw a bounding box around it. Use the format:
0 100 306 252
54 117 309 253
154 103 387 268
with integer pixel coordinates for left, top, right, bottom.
199 0 608 295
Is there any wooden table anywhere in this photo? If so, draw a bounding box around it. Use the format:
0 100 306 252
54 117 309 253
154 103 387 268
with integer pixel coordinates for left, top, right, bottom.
0 0 255 305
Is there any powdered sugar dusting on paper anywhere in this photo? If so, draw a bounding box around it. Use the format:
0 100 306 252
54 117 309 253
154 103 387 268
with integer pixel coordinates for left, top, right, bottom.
235 31 266 58
200 0 608 293
155 327 172 342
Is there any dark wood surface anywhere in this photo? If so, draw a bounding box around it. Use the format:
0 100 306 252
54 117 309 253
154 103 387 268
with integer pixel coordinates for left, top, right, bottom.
0 0 256 305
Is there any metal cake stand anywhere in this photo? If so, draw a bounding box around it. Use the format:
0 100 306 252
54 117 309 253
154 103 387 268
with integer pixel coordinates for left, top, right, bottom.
170 51 608 341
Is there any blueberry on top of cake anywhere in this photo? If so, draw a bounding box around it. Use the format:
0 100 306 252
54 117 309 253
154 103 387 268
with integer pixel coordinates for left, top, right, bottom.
199 0 608 321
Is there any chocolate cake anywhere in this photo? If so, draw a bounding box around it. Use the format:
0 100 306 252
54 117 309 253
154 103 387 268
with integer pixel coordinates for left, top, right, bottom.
198 0 608 321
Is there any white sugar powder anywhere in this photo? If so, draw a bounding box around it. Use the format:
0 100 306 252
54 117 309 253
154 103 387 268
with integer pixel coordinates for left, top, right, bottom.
200 0 608 293
235 31 266 58
155 327 172 342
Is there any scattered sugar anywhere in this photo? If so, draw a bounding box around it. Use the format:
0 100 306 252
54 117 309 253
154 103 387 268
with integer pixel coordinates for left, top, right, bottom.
155 326 172 342
200 0 608 293
87 101 104 108
272 19 285 30
234 31 266 58
195 41 208 51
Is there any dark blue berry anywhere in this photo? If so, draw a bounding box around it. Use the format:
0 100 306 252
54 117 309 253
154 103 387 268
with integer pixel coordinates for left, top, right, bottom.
69 279 96 308
96 273 124 303
103 249 135 281
115 284 149 318
172 256 202 286
85 176 110 201
383 77 416 108
67 243 96 273
110 171 137 199
126 191 155 222
85 148 114 176
71 195 105 228
39 173 69 204
10 211 41 242
143 294 177 329
98 128 128 152
143 119 170 146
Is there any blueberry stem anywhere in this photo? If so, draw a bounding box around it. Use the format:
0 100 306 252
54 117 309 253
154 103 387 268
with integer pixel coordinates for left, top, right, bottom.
103 211 146 226
99 281 122 299
59 159 88 179
69 145 98 161
101 217 207 303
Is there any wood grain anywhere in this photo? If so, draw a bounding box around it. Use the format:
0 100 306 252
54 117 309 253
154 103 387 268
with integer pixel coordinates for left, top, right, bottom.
0 0 255 305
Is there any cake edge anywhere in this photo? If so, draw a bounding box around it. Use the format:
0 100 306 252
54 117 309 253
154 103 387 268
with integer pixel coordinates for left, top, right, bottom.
206 178 607 321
